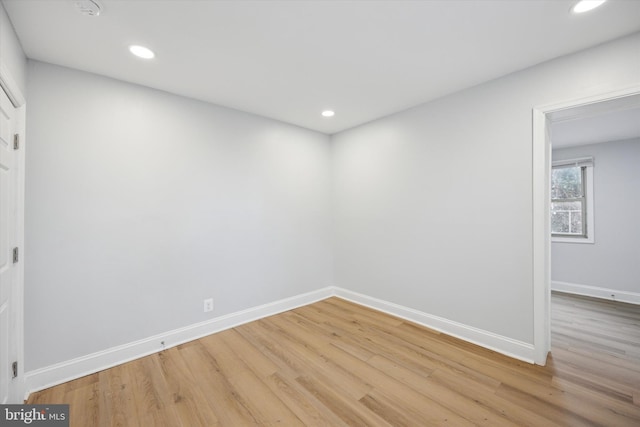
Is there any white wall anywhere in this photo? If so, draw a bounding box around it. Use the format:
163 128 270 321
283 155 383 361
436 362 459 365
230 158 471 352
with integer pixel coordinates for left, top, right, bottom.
332 33 640 346
25 61 333 371
552 138 640 301
0 2 26 94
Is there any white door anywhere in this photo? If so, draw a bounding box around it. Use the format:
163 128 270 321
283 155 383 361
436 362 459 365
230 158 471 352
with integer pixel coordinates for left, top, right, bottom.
0 85 19 403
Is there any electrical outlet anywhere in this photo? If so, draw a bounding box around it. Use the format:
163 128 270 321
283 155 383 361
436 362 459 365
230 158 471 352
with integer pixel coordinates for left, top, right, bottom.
203 298 214 313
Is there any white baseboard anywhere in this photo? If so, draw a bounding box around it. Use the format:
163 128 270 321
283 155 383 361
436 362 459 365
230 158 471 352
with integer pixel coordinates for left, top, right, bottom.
552 281 640 305
332 287 536 364
25 285 542 400
24 287 334 399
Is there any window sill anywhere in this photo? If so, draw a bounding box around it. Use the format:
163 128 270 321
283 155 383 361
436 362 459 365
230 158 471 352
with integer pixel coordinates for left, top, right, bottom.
552 236 594 244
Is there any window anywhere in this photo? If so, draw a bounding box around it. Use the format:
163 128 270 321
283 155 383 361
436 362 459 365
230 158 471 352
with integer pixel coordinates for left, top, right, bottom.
551 157 594 243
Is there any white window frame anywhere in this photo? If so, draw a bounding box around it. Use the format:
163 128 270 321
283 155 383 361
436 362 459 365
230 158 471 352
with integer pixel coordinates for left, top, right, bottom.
551 157 594 244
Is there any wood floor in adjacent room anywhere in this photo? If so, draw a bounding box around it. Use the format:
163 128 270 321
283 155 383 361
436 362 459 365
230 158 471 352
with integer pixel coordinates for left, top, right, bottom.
28 294 640 426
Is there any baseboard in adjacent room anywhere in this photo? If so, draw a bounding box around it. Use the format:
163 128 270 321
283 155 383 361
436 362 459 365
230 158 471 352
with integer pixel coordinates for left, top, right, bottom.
552 281 640 305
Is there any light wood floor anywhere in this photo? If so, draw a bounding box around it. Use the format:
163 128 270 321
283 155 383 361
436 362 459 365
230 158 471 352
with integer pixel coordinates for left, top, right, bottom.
28 294 640 426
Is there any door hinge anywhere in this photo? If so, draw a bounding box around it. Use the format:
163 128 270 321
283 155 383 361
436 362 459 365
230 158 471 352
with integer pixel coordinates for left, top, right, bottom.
12 361 18 378
12 247 19 263
13 134 19 150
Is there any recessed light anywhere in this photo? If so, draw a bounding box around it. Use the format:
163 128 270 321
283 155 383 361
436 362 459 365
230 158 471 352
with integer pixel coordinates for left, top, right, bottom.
571 0 607 14
129 45 155 59
321 110 335 117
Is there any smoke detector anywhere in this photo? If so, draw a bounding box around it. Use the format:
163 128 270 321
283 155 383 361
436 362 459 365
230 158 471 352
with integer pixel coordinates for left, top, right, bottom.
74 0 102 17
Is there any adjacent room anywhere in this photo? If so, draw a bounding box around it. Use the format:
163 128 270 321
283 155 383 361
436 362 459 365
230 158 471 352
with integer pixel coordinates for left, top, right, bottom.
1 0 639 425
548 94 640 425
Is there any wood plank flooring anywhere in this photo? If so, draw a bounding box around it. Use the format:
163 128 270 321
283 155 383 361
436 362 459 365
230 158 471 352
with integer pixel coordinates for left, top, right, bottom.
28 294 640 426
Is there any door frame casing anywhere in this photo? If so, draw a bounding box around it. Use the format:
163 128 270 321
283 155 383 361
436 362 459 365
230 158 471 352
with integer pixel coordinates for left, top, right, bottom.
0 61 25 402
531 84 640 365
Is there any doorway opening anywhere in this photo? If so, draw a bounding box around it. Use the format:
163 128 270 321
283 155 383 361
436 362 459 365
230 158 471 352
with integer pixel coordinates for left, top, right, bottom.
532 86 640 365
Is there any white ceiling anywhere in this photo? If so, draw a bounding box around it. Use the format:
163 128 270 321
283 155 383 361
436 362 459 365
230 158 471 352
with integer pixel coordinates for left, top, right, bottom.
3 0 640 134
551 95 640 148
